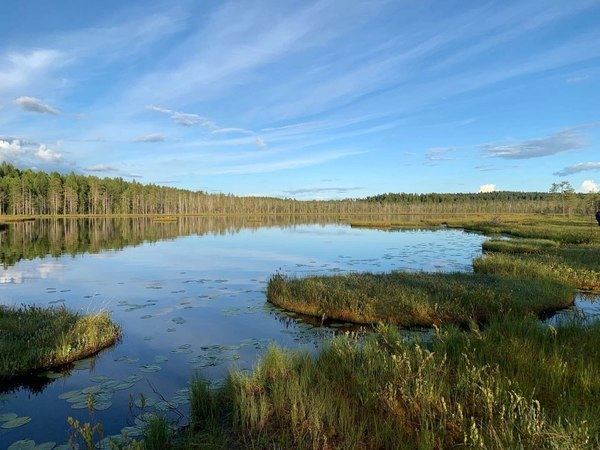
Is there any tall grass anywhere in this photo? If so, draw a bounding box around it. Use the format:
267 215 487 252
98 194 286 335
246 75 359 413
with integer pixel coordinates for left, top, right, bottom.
184 318 600 449
0 305 121 379
474 250 600 291
267 271 575 327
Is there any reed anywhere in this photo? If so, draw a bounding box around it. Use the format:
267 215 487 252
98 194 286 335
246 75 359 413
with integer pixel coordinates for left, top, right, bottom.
0 305 121 379
183 317 600 449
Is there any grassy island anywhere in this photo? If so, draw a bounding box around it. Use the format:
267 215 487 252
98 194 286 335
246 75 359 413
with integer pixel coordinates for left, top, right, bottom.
266 271 575 327
0 305 121 380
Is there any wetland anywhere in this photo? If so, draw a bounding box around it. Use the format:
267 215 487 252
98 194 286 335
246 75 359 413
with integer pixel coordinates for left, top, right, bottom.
0 215 598 449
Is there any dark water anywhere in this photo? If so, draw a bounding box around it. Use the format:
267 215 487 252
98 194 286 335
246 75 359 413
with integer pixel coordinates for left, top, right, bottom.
0 218 595 448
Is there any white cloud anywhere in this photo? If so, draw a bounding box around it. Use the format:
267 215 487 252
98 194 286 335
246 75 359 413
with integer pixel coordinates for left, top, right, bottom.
481 129 587 159
0 139 23 156
15 96 60 115
479 184 496 193
554 161 600 176
580 180 599 193
35 144 62 162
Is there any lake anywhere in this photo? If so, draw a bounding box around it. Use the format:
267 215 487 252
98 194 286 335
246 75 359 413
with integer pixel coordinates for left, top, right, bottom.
0 217 596 448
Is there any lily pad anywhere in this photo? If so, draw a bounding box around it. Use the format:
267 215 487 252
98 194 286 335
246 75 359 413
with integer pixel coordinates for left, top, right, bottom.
7 439 36 450
58 390 81 400
33 442 56 450
1 416 32 429
139 364 161 373
171 316 186 324
93 400 112 411
0 412 18 421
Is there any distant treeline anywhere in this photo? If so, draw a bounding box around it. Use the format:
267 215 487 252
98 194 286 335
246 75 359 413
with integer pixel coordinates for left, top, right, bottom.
0 162 596 216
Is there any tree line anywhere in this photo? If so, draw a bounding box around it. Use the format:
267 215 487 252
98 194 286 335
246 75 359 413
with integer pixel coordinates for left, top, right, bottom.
0 162 596 216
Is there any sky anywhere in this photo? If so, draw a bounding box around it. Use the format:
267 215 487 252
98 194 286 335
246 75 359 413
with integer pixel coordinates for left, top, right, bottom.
0 0 599 199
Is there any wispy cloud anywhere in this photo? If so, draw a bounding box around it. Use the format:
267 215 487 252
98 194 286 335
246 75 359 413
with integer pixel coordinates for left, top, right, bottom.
0 49 62 93
283 186 363 196
426 147 455 162
148 104 267 148
567 74 590 83
133 134 165 143
481 129 587 159
554 162 600 176
84 164 142 178
15 96 60 115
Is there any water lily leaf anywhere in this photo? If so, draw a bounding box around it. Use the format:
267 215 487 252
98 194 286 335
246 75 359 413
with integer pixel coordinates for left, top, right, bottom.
93 400 112 411
90 375 111 383
120 426 143 438
171 316 186 324
139 364 161 373
0 412 18 421
1 416 32 429
58 390 81 400
34 442 56 450
53 445 73 450
66 394 89 404
143 336 153 340
71 402 89 409
112 382 135 391
124 374 142 383
7 439 36 450
81 386 102 394
140 315 153 319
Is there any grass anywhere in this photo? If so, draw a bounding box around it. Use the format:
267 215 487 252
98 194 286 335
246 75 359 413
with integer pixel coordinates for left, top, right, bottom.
266 271 575 327
178 317 600 449
0 305 121 380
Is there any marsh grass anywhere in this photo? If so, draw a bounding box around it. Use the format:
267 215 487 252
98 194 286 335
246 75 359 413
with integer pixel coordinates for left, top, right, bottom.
475 247 600 291
183 318 599 449
267 272 574 327
0 305 121 379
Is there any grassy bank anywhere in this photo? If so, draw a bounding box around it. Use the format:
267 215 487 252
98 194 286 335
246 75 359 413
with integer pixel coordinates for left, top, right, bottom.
266 271 574 327
0 305 121 379
177 317 600 449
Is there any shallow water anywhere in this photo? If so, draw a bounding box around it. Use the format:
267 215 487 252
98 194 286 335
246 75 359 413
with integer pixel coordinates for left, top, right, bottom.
0 218 594 447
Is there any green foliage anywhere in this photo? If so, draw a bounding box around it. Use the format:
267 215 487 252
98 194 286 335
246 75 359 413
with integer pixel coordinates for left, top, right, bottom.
267 271 575 327
0 305 121 379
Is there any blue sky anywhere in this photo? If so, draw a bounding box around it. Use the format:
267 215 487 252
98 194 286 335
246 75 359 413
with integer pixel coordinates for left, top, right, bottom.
1 0 599 199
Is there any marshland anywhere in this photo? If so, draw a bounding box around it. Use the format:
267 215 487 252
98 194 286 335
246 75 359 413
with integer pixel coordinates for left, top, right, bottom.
0 210 599 449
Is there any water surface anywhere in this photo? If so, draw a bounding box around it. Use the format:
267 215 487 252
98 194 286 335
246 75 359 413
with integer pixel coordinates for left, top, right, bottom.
0 217 592 447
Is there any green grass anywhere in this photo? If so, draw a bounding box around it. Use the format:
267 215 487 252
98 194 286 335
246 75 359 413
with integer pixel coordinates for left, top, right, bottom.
267 271 575 327
0 305 121 379
179 317 600 449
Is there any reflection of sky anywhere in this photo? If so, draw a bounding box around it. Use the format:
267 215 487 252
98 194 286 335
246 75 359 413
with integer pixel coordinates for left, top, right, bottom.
0 224 490 446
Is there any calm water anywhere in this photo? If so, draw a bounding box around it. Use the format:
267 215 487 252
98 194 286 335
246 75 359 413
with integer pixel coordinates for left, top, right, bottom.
0 218 595 448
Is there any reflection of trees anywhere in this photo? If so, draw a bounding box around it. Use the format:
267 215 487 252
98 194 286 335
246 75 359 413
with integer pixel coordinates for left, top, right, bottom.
0 216 343 267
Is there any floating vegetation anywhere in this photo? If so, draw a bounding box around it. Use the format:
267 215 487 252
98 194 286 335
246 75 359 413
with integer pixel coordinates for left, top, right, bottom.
114 356 139 364
171 344 193 354
171 316 186 324
1 415 31 429
139 364 162 373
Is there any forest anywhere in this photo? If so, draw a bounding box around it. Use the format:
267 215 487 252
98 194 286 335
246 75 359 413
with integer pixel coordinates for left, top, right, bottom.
0 162 597 216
